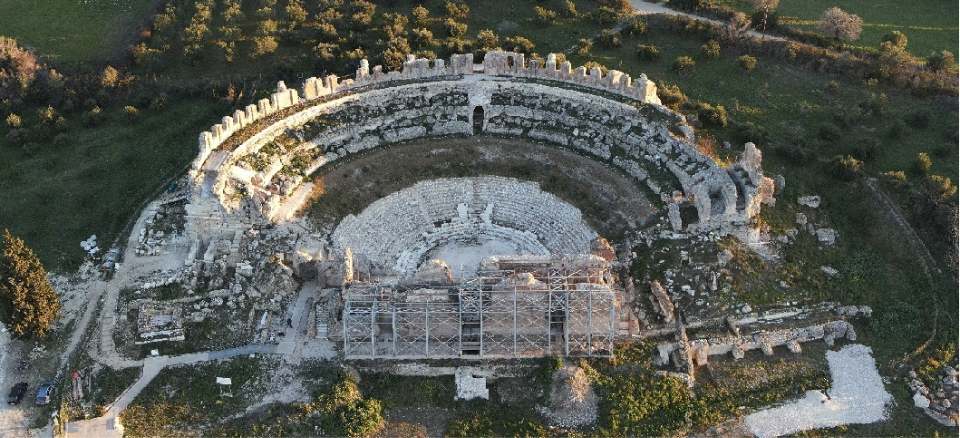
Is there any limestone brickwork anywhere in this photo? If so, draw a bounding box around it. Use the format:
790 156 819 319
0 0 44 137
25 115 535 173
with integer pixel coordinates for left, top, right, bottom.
189 51 774 238
331 176 597 276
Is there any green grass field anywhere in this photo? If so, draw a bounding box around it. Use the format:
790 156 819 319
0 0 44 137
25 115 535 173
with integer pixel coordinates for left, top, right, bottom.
710 0 959 57
0 99 224 271
0 0 155 62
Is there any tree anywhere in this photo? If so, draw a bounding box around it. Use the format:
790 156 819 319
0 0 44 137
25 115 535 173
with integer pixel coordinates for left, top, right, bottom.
444 1 469 20
881 31 908 51
476 29 499 52
503 36 535 53
818 7 862 41
720 12 752 43
412 5 430 27
0 230 62 338
927 50 957 73
750 0 778 41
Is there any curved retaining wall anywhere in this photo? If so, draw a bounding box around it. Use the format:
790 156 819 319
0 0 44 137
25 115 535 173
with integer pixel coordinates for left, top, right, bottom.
191 51 773 235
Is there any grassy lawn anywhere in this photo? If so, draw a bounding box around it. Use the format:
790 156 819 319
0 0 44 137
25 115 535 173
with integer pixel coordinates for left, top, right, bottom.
0 0 156 62
120 356 263 436
577 28 958 181
0 99 225 271
710 0 959 57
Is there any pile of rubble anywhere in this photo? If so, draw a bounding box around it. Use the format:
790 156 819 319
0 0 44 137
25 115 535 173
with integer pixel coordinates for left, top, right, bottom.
540 365 598 429
909 366 959 427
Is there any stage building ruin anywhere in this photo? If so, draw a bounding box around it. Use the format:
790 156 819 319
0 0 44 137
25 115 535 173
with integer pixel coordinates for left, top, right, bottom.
340 255 616 359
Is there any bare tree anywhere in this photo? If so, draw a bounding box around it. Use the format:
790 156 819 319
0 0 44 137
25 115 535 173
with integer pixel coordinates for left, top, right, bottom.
750 0 778 42
818 7 863 41
720 12 752 44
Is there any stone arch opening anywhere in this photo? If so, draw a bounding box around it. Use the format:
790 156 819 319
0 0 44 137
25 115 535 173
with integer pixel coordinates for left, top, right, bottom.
507 56 515 68
473 106 485 134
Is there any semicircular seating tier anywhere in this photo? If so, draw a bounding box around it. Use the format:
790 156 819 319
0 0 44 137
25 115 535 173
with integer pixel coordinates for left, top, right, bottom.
331 176 598 276
190 51 773 238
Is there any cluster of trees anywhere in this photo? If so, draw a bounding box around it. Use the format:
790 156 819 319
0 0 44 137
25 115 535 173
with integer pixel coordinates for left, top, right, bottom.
0 37 187 154
134 0 528 76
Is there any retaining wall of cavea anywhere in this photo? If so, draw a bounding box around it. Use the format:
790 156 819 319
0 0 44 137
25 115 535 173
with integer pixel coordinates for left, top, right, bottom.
190 51 773 235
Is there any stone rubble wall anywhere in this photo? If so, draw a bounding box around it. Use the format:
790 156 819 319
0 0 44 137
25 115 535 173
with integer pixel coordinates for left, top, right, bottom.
659 319 860 370
191 51 771 234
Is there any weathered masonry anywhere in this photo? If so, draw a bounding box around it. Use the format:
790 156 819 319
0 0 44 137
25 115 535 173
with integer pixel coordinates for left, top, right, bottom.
191 51 774 240
339 256 616 359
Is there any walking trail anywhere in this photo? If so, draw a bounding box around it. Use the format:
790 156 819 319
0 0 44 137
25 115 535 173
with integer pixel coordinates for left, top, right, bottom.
62 199 334 438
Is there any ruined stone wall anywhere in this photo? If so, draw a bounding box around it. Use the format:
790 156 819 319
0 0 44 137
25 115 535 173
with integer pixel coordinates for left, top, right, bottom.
192 51 771 234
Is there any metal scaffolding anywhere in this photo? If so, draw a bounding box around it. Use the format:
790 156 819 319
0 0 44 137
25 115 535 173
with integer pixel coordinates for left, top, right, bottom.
342 267 616 359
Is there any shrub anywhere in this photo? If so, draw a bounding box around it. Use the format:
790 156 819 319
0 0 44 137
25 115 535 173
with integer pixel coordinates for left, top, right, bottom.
904 109 931 129
444 1 469 20
598 30 621 48
624 16 647 36
317 373 384 437
886 119 906 139
914 152 933 174
733 121 769 144
637 44 661 61
737 55 757 71
595 6 620 25
881 31 908 51
701 40 720 59
927 50 957 73
563 0 578 18
5 113 21 128
673 56 696 72
411 28 434 48
865 93 889 117
412 5 430 27
657 83 688 110
476 29 499 51
880 170 907 186
577 38 592 56
921 174 958 202
696 102 727 128
853 137 879 161
831 155 863 181
83 106 104 127
5 128 28 147
534 6 558 25
444 19 467 37
773 142 815 163
53 133 69 147
503 36 534 53
817 123 842 142
123 106 139 124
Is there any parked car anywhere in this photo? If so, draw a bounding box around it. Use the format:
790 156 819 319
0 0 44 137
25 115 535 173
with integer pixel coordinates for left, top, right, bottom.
35 381 54 405
6 382 28 405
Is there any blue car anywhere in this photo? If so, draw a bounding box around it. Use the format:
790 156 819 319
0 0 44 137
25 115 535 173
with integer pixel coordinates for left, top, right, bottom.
35 381 54 405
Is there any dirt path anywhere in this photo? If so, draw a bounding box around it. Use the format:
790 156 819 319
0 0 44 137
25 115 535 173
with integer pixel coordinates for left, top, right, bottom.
628 0 787 42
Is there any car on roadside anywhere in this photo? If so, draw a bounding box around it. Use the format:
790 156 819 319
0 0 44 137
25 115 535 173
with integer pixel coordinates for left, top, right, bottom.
35 381 54 405
6 382 28 405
